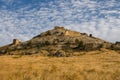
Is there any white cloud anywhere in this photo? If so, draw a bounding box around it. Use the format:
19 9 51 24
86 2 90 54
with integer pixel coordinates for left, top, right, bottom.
0 0 120 46
1 0 15 5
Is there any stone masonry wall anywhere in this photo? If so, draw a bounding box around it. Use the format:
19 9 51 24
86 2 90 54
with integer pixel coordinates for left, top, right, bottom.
64 30 81 36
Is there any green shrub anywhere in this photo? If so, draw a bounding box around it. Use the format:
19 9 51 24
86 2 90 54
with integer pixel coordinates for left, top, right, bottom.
77 41 85 50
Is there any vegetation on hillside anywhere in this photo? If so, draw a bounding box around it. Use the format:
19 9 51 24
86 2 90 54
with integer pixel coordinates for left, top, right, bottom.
0 26 119 56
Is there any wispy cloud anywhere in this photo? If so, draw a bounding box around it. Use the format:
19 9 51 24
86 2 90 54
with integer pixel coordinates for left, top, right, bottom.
0 0 120 46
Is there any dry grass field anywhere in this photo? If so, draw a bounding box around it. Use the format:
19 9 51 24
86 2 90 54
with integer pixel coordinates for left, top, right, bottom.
0 50 120 80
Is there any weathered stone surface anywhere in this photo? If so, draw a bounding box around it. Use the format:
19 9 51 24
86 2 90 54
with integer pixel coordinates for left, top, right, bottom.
64 30 81 36
12 39 21 45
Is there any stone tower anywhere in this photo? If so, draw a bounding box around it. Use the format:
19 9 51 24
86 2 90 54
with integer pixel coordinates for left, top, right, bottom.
12 39 20 45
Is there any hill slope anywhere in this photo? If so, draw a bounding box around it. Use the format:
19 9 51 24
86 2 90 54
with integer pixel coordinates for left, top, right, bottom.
0 26 119 56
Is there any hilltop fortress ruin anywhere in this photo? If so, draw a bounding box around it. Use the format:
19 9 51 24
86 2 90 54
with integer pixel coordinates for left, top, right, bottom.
34 26 82 38
12 39 21 45
54 26 81 36
0 26 119 56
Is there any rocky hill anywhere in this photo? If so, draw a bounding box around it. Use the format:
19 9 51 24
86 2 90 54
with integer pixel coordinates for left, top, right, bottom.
0 26 119 56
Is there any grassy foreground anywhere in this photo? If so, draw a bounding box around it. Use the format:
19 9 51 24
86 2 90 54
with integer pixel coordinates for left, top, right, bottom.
0 50 120 80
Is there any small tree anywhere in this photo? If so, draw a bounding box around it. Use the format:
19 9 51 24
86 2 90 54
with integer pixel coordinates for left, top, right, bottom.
78 41 85 50
73 40 84 50
75 39 79 44
89 34 92 37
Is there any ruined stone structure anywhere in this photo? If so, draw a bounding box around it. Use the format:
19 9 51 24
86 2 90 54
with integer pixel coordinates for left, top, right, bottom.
54 26 81 36
12 39 20 45
54 26 65 30
64 30 81 36
0 26 119 56
81 33 88 36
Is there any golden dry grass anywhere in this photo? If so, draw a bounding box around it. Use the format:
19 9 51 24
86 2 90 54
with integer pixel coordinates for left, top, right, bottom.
0 50 120 80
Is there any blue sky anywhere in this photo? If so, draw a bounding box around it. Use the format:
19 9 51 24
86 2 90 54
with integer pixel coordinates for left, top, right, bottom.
0 0 120 46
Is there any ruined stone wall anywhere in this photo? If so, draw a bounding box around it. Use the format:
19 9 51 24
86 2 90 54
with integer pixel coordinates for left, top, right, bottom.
54 26 65 30
64 30 81 36
12 39 20 45
54 26 81 36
